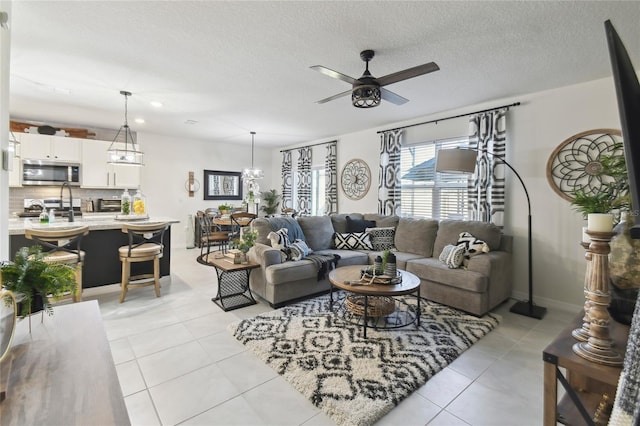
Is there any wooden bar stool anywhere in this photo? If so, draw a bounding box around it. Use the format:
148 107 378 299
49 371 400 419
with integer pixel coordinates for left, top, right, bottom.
24 225 90 303
118 222 168 303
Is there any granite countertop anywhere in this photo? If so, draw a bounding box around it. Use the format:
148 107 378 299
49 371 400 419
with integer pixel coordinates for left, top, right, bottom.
8 213 180 235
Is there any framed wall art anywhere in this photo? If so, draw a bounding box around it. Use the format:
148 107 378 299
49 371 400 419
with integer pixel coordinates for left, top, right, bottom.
203 170 243 200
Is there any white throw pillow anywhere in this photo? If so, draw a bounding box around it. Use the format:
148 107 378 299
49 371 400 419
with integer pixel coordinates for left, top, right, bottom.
439 244 465 269
334 232 373 250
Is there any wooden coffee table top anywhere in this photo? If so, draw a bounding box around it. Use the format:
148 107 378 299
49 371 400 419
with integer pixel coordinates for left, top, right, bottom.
328 264 420 296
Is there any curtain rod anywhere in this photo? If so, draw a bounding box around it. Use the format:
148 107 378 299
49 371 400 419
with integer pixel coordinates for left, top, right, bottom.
280 139 337 153
376 101 521 134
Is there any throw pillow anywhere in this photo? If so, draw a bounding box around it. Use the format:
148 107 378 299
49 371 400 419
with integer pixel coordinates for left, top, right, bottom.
365 227 396 251
456 231 490 265
267 228 291 250
346 216 376 233
334 232 373 250
439 244 465 269
289 239 312 261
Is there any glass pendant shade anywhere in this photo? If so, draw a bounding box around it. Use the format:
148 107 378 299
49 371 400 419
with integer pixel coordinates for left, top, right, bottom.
108 91 144 166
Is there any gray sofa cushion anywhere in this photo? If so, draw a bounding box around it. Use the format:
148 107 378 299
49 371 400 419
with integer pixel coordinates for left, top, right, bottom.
298 216 335 251
363 213 400 228
433 220 502 259
331 213 364 234
394 217 439 257
406 257 488 293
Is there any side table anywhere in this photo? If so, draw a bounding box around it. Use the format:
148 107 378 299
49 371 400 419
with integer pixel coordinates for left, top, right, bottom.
543 311 629 425
197 254 260 311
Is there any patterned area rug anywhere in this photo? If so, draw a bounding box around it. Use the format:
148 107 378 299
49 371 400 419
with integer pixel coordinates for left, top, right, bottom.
228 293 501 426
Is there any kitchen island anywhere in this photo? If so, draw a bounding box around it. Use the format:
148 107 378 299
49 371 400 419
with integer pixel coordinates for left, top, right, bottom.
8 214 179 288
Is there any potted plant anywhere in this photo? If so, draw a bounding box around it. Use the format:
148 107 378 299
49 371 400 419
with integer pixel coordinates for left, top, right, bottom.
260 189 281 216
231 229 258 263
218 203 232 215
1 246 77 318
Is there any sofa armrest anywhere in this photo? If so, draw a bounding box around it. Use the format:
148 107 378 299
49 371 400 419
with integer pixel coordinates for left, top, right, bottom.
249 242 283 267
466 250 511 276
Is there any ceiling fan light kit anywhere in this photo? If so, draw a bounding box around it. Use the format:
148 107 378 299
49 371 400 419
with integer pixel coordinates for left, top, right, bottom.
312 49 439 108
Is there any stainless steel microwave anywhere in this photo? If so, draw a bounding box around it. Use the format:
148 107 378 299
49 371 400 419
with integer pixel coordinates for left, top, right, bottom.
22 160 81 186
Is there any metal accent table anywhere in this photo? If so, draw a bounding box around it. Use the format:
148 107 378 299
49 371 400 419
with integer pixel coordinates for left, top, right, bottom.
328 264 421 338
197 254 259 311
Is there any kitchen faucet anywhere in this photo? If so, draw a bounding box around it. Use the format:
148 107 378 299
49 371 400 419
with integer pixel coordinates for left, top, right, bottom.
60 182 74 222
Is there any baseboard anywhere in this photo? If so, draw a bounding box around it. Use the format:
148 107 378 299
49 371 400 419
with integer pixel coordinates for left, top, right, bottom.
510 290 581 313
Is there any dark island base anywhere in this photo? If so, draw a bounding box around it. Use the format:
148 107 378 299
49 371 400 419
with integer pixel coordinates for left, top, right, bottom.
10 227 172 289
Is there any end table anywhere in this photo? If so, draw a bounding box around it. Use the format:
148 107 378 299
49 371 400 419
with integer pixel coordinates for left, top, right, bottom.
197 254 260 311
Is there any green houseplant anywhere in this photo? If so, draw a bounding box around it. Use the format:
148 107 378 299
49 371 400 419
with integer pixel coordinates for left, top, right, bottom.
1 246 77 318
218 203 232 215
260 189 281 216
231 229 258 254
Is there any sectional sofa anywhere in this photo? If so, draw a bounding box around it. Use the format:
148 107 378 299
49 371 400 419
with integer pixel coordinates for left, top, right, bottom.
248 213 513 316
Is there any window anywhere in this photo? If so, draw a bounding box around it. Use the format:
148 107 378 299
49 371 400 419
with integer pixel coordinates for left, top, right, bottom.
292 165 326 216
400 136 470 220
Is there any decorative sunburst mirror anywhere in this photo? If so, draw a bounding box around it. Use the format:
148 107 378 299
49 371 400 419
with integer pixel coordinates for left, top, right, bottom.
546 129 623 202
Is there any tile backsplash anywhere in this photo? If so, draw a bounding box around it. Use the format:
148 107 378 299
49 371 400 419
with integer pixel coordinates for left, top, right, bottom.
9 187 123 216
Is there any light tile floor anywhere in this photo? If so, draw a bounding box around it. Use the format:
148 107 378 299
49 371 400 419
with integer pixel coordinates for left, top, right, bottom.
83 247 577 426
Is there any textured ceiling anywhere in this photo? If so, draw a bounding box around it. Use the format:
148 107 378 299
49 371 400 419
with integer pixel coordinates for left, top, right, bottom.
8 1 640 147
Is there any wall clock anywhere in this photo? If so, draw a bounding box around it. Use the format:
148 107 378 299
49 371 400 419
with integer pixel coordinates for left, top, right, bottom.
546 129 623 201
341 158 371 200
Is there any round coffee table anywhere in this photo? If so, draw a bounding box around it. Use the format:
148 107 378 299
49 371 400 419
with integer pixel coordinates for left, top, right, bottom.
328 264 421 338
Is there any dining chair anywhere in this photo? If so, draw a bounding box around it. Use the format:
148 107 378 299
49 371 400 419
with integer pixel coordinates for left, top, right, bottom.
282 208 297 218
230 212 257 241
118 222 168 303
196 210 230 257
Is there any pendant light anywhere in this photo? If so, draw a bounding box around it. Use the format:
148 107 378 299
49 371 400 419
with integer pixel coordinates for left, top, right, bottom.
107 91 144 166
242 131 263 180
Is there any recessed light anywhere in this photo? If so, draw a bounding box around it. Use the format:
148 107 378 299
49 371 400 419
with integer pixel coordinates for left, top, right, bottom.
135 118 145 124
150 101 163 108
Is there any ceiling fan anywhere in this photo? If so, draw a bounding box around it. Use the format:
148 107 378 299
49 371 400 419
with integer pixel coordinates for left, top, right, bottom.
311 49 439 108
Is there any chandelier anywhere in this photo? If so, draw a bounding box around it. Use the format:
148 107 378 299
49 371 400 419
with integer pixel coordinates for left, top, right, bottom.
242 131 263 180
107 91 144 166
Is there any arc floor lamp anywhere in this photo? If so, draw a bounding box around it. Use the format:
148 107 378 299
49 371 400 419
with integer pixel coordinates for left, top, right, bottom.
436 148 547 319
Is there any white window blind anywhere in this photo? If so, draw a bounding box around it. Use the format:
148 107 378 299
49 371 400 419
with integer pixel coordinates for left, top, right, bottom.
400 136 471 220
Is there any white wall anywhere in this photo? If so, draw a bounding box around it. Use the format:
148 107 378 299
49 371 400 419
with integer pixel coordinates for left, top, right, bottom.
137 132 274 249
272 77 622 311
0 1 11 260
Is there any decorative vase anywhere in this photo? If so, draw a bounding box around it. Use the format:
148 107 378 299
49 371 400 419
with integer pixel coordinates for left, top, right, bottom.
609 212 640 325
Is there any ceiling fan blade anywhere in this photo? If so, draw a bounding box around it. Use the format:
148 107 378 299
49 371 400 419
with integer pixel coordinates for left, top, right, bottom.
381 88 409 105
377 62 440 87
310 65 357 85
315 89 352 104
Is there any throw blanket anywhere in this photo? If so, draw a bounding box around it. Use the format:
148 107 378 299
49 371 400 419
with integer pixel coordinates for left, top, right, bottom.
305 253 340 280
268 217 306 243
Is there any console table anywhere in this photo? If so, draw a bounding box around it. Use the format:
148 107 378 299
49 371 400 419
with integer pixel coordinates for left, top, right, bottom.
0 301 130 425
543 311 629 425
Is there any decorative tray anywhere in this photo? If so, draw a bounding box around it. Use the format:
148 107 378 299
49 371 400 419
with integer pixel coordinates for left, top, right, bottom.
343 267 402 286
115 214 149 221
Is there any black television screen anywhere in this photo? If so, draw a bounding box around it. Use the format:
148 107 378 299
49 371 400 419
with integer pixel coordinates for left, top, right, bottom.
605 20 640 239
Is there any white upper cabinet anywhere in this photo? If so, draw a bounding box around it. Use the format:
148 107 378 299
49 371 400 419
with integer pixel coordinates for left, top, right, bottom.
19 133 81 162
81 140 140 189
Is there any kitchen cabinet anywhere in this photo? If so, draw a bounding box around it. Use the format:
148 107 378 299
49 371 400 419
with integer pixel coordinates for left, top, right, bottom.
18 133 81 162
81 139 140 189
8 141 21 187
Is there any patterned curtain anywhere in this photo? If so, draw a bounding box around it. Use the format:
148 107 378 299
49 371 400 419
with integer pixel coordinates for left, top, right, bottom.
467 109 507 226
378 130 403 215
296 147 312 215
281 151 293 210
609 289 640 425
325 141 338 215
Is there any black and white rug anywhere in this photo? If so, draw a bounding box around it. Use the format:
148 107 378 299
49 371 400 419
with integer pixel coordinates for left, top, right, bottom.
228 293 500 426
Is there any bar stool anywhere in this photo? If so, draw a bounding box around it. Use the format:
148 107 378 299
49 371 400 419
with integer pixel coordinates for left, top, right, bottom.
118 222 168 303
24 225 90 303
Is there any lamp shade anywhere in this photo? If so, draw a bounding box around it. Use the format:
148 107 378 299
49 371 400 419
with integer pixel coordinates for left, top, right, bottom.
435 149 477 174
